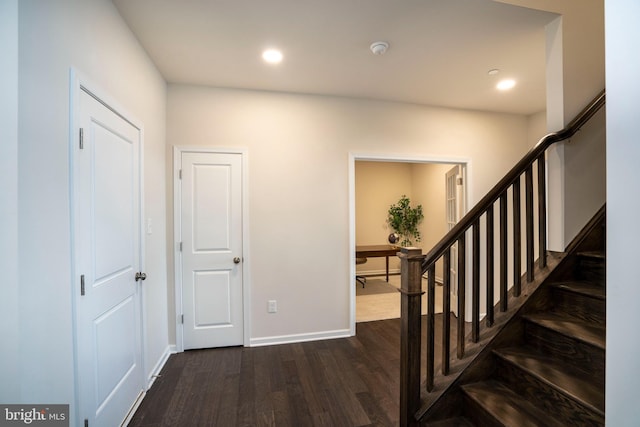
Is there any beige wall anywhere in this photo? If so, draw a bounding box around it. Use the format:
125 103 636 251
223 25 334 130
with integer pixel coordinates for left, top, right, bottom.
355 161 461 282
412 163 456 280
355 161 412 274
167 84 531 343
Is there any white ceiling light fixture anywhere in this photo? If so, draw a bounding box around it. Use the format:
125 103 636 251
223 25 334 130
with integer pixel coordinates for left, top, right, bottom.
262 48 283 64
496 79 516 91
370 41 389 55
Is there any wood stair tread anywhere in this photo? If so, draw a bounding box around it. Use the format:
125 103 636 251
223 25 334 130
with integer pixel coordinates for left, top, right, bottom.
494 347 605 414
462 380 564 427
577 250 606 260
416 209 606 426
551 281 606 300
424 416 475 427
523 312 605 349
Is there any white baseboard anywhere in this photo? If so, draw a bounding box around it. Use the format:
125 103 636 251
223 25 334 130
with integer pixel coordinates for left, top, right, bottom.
421 274 444 285
249 329 352 347
358 270 443 285
122 346 174 426
145 345 174 390
357 268 401 277
122 391 145 427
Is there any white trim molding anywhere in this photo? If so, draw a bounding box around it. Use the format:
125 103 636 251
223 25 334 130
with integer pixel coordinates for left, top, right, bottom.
250 329 351 347
348 152 471 335
145 345 173 390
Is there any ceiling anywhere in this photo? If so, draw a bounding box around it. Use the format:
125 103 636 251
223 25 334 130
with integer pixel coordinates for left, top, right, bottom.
113 0 559 115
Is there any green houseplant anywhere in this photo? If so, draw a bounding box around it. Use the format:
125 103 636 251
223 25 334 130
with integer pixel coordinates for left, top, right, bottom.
387 195 424 246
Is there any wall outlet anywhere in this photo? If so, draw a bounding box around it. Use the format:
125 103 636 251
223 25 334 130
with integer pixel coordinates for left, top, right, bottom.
268 300 277 313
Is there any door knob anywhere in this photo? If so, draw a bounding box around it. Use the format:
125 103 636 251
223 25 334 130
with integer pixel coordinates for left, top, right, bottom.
233 257 241 264
135 272 147 281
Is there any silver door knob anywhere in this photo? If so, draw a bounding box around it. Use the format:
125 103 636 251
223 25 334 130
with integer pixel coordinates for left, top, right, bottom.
135 272 147 281
233 257 241 264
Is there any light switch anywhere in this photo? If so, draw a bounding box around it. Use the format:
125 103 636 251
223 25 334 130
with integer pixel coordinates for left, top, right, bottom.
268 300 277 313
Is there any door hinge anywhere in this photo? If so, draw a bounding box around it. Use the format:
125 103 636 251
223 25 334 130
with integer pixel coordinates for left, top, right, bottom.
457 176 463 186
179 242 182 252
180 314 184 324
80 274 85 296
178 169 182 179
79 128 84 149
84 419 88 427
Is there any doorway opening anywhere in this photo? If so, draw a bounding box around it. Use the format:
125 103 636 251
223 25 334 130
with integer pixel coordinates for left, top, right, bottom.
349 154 469 334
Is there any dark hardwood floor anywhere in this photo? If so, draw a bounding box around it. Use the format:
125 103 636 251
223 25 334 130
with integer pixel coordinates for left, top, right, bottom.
129 314 456 427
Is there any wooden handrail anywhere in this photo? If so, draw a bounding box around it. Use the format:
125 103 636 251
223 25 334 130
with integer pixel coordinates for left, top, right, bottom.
420 89 606 273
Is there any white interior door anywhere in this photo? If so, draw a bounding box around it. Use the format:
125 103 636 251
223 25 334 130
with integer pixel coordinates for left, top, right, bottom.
74 88 144 427
179 151 244 350
446 164 465 316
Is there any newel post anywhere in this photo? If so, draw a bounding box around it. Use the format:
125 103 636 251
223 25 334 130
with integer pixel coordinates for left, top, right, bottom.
399 247 425 427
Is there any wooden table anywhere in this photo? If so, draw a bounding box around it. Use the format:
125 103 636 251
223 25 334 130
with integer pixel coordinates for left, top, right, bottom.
355 244 401 282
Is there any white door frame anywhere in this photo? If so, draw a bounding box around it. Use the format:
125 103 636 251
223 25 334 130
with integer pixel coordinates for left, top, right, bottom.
445 164 467 316
173 146 251 351
348 153 471 335
69 69 147 424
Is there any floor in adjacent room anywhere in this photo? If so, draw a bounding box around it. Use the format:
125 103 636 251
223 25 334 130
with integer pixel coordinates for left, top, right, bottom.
356 274 443 323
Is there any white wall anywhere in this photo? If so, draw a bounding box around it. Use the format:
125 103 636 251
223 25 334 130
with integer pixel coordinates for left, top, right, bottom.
0 0 20 403
15 0 167 420
3 0 614 420
527 110 547 147
544 2 606 250
497 0 604 122
605 0 640 424
167 84 531 343
564 107 606 244
549 0 606 245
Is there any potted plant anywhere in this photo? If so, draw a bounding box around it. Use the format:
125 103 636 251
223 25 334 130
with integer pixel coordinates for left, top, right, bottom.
387 195 424 246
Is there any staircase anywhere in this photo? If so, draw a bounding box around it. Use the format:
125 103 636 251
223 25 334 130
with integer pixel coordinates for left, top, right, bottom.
429 211 606 427
399 91 606 427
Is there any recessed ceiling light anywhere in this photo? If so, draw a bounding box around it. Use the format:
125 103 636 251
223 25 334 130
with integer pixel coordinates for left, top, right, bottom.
496 79 516 91
488 69 500 76
262 49 283 64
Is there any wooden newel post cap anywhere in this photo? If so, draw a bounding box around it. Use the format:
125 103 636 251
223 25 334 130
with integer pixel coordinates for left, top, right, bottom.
399 247 425 296
398 247 423 258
